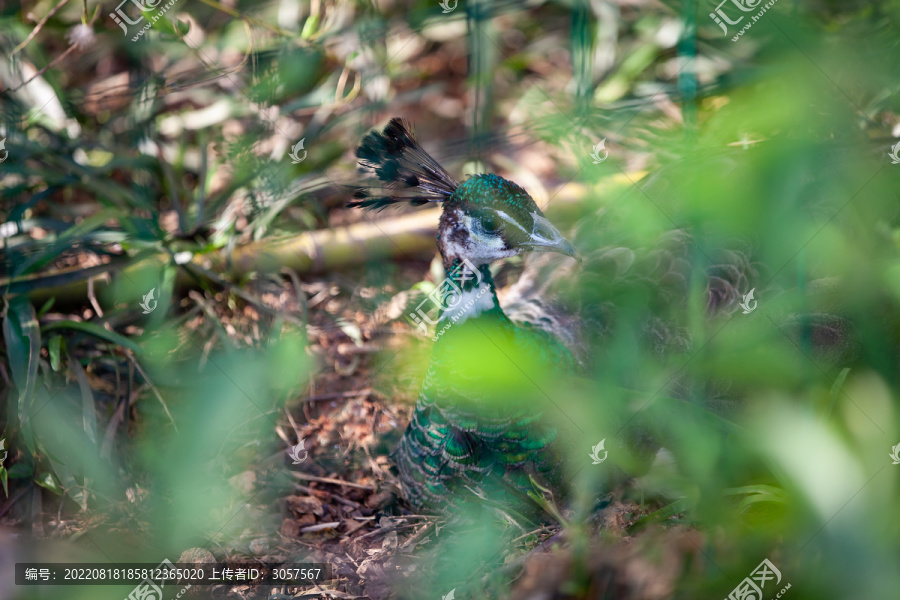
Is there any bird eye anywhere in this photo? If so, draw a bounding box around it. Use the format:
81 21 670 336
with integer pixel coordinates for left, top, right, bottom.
481 216 498 233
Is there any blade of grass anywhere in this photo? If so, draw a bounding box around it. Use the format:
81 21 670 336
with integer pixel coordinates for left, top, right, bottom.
42 320 143 355
67 348 98 445
2 297 40 426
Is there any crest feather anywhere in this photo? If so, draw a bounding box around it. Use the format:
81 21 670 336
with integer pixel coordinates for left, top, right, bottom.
349 118 459 211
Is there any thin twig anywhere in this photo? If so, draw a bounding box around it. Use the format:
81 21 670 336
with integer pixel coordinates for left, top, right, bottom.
355 523 419 540
125 350 177 430
284 408 303 440
398 520 437 551
11 0 72 58
305 388 372 402
337 343 382 356
87 276 104 319
294 483 361 509
193 0 295 36
9 4 100 91
509 524 557 545
185 263 306 329
287 472 374 491
188 290 236 350
298 521 341 533
9 46 77 92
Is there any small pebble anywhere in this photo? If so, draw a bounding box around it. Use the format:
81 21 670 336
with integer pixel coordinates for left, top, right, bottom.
249 538 268 555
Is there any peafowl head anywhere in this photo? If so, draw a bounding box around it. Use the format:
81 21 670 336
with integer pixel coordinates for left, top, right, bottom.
350 118 578 269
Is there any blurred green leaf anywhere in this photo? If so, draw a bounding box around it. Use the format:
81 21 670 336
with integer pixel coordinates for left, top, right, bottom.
2 296 40 425
42 321 143 355
826 367 852 420
0 438 6 497
67 349 98 445
48 335 63 371
35 472 64 496
725 484 791 513
7 463 33 479
629 497 694 533
35 297 54 318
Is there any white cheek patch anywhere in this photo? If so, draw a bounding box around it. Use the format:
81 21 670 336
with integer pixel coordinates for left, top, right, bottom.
439 212 526 265
454 214 509 262
441 235 470 262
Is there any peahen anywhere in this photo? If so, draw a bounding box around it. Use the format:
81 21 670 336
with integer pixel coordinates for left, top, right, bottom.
349 119 860 514
350 118 581 512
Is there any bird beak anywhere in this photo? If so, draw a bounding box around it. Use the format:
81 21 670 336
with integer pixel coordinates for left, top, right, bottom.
525 214 581 260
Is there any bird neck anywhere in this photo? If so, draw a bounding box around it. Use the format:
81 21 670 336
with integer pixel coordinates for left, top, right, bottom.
434 258 504 330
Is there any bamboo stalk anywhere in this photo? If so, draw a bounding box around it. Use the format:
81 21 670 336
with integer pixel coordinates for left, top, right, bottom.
214 208 440 276
3 209 441 306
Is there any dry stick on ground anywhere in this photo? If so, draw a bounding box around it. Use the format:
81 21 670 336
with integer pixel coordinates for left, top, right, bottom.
288 472 375 491
336 343 382 356
305 388 372 402
398 520 439 551
299 522 342 533
355 523 419 540
183 262 306 329
5 209 441 307
284 408 303 441
87 276 104 320
294 483 362 509
274 425 293 448
508 524 558 545
188 290 236 350
214 205 439 276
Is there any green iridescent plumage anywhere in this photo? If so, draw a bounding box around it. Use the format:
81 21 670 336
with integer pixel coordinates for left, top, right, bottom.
352 119 578 512
351 119 860 519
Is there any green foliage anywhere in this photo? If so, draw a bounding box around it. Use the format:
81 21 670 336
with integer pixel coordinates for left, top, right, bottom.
2 0 900 598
